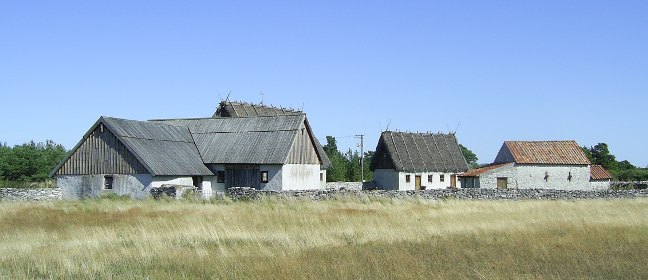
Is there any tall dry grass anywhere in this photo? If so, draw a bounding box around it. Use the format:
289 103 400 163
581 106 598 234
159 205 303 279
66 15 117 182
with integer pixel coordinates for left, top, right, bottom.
1 197 647 279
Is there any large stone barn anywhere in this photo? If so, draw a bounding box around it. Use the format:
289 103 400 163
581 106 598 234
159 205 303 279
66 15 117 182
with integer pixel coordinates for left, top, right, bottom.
458 140 609 190
50 110 330 199
369 131 469 190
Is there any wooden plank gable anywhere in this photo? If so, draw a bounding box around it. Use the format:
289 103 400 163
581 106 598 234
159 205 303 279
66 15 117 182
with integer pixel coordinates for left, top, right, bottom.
54 123 148 175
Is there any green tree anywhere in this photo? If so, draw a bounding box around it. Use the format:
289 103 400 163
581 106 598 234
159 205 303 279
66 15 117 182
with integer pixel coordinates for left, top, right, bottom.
0 140 67 182
582 146 594 163
0 142 9 181
589 143 618 171
323 136 347 182
459 144 479 169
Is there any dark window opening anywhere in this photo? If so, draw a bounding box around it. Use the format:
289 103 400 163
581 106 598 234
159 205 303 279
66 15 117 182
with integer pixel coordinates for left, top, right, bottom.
440 175 445 182
217 171 225 183
428 175 433 183
320 172 324 182
192 176 203 191
406 175 411 183
261 171 269 183
104 176 113 190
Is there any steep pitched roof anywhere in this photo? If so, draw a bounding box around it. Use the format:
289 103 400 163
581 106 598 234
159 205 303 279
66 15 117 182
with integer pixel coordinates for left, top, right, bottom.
590 165 613 180
495 141 591 165
50 117 213 177
153 115 329 167
370 131 469 173
458 163 513 177
213 101 302 117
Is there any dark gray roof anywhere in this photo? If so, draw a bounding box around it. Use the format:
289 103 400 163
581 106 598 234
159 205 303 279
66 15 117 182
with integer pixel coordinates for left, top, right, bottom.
101 117 213 176
153 115 329 166
370 131 469 173
213 101 303 117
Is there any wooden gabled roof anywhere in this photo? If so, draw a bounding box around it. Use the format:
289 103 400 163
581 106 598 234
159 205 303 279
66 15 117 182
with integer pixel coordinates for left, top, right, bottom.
50 117 213 177
495 141 591 165
370 131 469 173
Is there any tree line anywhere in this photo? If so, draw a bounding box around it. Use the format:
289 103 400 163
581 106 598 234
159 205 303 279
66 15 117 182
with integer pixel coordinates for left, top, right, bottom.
582 143 648 181
0 140 67 183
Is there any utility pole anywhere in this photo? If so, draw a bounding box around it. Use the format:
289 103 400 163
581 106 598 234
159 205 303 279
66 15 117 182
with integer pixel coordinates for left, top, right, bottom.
356 134 365 182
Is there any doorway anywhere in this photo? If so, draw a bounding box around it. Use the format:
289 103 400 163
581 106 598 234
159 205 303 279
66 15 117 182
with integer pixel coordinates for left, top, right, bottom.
497 178 508 189
415 175 422 190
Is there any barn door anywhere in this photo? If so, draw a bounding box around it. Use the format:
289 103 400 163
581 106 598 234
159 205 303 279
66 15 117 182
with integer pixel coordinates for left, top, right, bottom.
497 178 508 189
225 165 261 189
415 175 422 190
450 175 457 189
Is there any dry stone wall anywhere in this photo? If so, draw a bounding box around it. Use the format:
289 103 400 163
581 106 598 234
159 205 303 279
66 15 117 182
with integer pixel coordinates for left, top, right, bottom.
226 187 648 201
0 188 62 202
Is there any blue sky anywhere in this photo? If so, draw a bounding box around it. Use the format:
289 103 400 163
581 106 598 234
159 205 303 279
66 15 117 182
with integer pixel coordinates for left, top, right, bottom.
1 1 647 167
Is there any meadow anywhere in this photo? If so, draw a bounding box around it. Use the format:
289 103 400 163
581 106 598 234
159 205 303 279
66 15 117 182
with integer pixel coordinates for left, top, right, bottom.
1 196 647 279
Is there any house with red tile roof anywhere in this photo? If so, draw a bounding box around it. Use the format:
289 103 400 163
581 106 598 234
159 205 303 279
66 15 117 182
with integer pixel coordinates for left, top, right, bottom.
459 141 611 190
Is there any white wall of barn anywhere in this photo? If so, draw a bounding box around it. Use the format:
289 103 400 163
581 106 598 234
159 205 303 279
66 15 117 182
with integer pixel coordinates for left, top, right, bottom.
476 164 591 190
280 164 322 190
57 174 209 199
373 169 461 190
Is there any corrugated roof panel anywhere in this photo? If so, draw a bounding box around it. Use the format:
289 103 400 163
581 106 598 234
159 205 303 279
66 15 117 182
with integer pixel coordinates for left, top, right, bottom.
505 141 591 165
459 163 512 177
121 138 212 176
104 117 193 142
192 131 297 164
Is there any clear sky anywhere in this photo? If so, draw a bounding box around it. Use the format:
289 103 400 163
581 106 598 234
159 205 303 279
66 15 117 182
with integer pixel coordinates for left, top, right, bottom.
1 1 647 167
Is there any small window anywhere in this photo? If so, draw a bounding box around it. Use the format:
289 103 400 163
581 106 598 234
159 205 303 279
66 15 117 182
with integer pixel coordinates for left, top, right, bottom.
428 175 433 183
261 171 269 183
440 175 445 182
568 172 572 181
406 175 411 183
104 176 113 190
320 172 324 182
217 171 225 183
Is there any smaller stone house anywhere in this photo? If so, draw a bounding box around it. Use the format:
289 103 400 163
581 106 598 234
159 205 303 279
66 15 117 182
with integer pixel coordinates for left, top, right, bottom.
369 131 469 190
590 165 613 190
458 140 604 190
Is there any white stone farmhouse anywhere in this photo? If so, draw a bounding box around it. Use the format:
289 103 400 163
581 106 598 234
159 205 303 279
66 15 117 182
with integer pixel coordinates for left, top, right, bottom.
50 103 330 199
369 131 469 190
458 140 612 190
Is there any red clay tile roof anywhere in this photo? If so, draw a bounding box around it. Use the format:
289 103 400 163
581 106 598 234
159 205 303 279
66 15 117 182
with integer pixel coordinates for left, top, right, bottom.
459 163 512 177
590 165 613 180
504 141 591 165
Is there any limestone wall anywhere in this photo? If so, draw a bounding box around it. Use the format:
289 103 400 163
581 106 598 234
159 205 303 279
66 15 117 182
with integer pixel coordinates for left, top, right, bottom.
0 188 62 201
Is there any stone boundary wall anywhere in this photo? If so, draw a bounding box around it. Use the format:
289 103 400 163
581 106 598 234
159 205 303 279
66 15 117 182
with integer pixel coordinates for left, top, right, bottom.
0 188 62 202
226 187 648 201
3 187 648 202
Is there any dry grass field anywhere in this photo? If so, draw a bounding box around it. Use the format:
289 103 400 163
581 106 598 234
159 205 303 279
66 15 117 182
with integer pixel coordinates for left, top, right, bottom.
1 196 647 279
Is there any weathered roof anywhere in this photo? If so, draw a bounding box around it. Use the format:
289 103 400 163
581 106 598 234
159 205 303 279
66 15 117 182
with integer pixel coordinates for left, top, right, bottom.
101 117 213 176
213 101 303 117
495 141 591 165
370 131 469 173
50 117 213 177
590 165 613 180
154 115 329 166
458 163 513 177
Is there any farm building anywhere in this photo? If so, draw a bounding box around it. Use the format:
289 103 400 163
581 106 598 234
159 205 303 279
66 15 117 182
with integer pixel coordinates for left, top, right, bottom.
590 165 613 190
50 110 330 199
369 131 469 190
458 140 610 190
